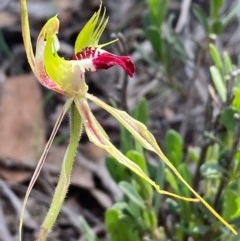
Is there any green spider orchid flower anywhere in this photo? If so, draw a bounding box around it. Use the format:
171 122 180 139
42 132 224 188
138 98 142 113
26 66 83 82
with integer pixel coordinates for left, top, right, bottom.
20 0 236 240
34 10 134 97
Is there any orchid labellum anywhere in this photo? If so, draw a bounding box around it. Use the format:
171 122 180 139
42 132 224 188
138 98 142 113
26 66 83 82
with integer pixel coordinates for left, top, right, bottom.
19 0 236 240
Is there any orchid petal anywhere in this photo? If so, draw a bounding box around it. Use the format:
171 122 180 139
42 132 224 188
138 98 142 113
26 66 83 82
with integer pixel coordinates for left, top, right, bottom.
86 93 237 235
34 16 64 93
44 35 89 97
74 2 117 53
74 97 198 202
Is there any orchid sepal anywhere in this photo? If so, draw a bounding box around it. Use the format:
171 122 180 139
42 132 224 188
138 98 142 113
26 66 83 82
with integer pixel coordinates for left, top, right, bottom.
19 97 74 241
74 97 199 202
20 0 34 70
86 93 237 235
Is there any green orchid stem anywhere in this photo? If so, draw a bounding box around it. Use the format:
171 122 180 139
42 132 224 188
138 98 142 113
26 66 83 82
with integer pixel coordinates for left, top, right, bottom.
37 102 82 241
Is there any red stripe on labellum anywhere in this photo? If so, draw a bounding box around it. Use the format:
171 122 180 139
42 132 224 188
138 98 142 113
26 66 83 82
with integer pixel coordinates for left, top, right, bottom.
73 47 98 60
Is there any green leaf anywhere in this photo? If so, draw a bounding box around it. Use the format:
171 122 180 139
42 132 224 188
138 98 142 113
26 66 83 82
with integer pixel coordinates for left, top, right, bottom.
209 44 223 72
210 0 224 20
211 20 224 34
220 107 237 132
133 98 149 125
143 209 157 230
120 124 134 153
177 164 193 219
126 150 147 173
223 189 240 220
166 164 193 220
210 66 227 101
232 87 240 111
157 0 169 26
105 208 139 241
106 156 129 183
222 1 240 26
145 25 162 59
192 225 209 235
234 151 240 174
134 42 160 69
165 129 183 167
178 164 192 197
200 163 224 178
151 161 165 213
223 51 233 74
165 169 179 194
209 0 225 34
119 181 145 208
166 198 179 214
79 216 97 241
192 4 208 31
145 0 168 26
125 201 142 218
186 146 200 163
125 201 154 232
165 29 188 62
126 150 153 200
232 234 240 241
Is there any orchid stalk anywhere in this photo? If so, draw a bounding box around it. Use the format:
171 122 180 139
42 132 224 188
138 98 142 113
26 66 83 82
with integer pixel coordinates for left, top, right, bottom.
19 0 237 240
